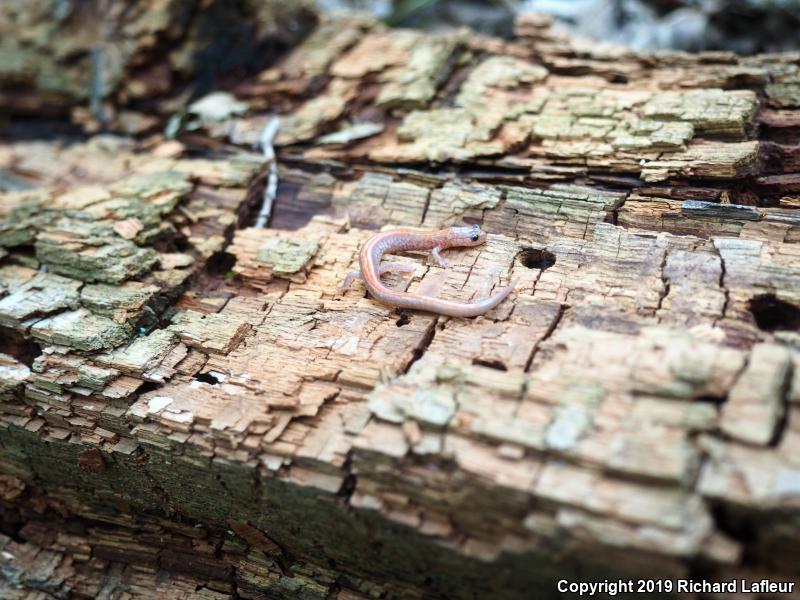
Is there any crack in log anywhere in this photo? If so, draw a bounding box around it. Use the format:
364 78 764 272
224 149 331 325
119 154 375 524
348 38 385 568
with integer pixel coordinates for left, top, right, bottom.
655 248 671 316
523 303 569 374
401 316 438 375
768 358 794 448
418 186 433 226
715 244 731 322
609 192 629 227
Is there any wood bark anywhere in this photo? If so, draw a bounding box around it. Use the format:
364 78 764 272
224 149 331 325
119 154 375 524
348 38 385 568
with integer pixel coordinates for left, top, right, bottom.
1 12 800 600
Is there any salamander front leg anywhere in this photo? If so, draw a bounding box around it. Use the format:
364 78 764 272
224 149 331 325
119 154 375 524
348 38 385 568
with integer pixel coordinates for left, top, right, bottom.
431 246 448 269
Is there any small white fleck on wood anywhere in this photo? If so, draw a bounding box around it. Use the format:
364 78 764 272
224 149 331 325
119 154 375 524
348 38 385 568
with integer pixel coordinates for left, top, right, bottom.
147 396 173 413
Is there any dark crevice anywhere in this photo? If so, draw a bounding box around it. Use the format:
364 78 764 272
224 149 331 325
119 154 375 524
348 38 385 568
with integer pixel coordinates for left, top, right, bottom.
194 371 221 385
748 294 800 332
769 358 794 448
538 304 568 347
708 501 758 557
337 472 356 502
656 249 671 314
204 251 236 277
694 394 727 405
5 245 38 269
418 187 433 226
0 328 42 367
136 381 162 395
657 281 671 313
716 246 730 322
608 192 630 227
471 358 507 371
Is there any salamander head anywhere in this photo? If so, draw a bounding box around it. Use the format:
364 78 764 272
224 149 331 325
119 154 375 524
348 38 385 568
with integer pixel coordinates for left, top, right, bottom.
444 224 487 248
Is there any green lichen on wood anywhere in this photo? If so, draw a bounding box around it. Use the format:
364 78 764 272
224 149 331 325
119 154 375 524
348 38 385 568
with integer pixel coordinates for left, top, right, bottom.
80 281 161 324
0 265 35 297
256 237 319 277
396 108 502 161
169 310 251 355
765 81 800 108
455 55 548 111
639 140 761 182
0 354 30 401
0 192 52 247
377 34 460 110
29 308 131 352
422 181 502 227
174 157 264 188
0 273 81 329
151 267 194 289
610 119 695 151
488 183 623 242
109 171 193 203
35 218 159 284
95 329 179 378
641 89 758 137
369 356 529 439
31 354 119 394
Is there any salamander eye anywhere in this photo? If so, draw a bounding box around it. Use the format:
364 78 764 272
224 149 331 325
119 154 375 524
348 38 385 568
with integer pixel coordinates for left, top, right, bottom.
470 233 480 242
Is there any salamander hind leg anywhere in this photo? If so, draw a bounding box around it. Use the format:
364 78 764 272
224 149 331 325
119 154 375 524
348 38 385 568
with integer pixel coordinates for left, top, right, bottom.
380 262 416 276
338 270 363 293
379 262 416 290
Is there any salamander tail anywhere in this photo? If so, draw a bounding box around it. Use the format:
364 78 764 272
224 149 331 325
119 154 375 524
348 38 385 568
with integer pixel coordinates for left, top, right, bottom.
483 277 518 310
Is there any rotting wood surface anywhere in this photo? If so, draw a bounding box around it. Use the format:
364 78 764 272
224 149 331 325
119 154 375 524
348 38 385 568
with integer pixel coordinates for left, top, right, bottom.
1 12 800 600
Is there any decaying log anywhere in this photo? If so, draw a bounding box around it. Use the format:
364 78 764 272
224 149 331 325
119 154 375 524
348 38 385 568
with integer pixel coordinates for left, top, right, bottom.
1 11 800 600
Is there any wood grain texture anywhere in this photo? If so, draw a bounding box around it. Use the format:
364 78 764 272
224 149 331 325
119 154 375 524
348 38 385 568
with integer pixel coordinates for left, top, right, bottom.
1 12 800 599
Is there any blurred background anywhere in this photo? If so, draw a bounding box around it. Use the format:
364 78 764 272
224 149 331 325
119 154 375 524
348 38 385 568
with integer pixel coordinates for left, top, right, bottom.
317 0 800 53
1 0 797 137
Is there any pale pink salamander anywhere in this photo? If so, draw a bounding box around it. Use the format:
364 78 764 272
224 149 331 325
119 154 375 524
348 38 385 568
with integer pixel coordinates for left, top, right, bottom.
340 225 518 318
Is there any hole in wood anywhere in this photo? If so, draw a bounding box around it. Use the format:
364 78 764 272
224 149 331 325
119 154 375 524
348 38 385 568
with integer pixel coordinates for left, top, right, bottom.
748 294 800 332
396 313 411 327
205 251 236 277
194 372 221 385
518 248 556 270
